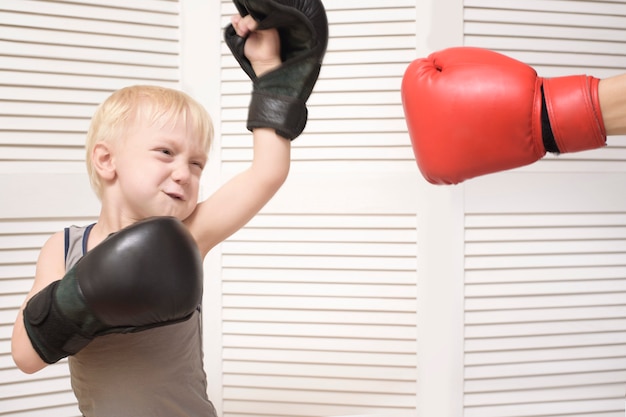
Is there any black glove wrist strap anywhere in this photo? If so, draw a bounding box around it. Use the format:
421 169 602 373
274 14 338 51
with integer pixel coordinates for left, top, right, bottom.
23 282 93 364
247 90 307 140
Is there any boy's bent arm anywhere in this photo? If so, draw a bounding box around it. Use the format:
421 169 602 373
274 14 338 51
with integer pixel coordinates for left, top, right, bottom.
187 127 290 255
12 231 66 373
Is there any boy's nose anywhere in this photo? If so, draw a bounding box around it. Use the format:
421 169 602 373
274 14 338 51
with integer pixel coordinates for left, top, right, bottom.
171 163 191 184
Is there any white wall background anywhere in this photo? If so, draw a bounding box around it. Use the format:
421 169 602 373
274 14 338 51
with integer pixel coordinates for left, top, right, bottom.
1 1 626 417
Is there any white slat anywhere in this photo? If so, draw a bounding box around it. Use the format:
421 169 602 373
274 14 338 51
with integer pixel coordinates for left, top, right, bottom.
0 217 95 416
0 1 181 415
220 5 420 412
221 212 418 416
463 171 626 416
220 0 417 173
0 0 181 166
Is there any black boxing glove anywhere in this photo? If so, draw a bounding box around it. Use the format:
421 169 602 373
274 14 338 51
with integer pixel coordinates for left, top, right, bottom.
224 0 328 140
23 217 203 364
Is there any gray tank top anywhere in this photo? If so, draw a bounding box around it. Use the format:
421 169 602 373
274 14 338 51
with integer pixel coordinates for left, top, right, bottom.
65 224 217 417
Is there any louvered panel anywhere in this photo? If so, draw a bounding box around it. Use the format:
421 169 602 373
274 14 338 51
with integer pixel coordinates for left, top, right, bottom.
222 91 402 107
2 0 178 22
0 69 178 91
330 22 419 38
0 41 179 70
221 212 417 417
464 370 626 394
464 211 626 416
37 0 178 11
219 0 419 416
0 364 74 388
0 374 74 408
225 264 414 284
1 2 179 33
1 395 81 417
0 146 85 161
463 172 626 417
466 344 626 366
466 358 626 380
224 387 415 409
0 1 182 414
468 303 626 324
461 1 626 408
224 307 415 325
223 402 414 417
1 24 177 53
222 120 411 139
220 0 417 169
224 295 416 313
465 22 626 44
0 217 95 416
465 8 626 35
0 10 177 39
0 102 95 119
2 405 81 417
223 334 415 352
463 36 626 62
0 132 85 147
222 99 404 120
1 0 181 164
1 116 89 136
221 133 413 158
463 0 626 173
224 374 414 394
0 86 110 104
220 158 418 177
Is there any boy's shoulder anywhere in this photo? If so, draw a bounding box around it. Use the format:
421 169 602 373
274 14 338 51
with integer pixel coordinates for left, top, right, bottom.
42 229 66 253
41 222 92 266
32 230 67 291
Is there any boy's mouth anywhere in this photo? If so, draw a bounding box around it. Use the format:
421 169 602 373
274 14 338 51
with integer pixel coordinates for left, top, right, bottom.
165 191 185 201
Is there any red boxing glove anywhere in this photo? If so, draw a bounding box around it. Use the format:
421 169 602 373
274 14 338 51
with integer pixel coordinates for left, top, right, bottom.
401 47 607 185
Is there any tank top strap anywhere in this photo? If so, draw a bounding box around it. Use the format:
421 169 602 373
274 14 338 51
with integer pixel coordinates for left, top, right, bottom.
64 223 95 271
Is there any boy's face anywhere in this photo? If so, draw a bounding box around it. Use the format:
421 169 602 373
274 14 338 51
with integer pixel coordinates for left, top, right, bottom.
110 112 207 221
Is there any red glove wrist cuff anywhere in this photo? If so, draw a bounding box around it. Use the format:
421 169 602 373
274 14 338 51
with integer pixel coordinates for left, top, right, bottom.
543 75 607 153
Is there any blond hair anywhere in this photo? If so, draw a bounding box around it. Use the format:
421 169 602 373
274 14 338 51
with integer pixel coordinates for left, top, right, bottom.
85 85 213 200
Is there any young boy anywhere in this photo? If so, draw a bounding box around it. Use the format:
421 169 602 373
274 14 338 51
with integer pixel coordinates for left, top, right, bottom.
11 1 327 414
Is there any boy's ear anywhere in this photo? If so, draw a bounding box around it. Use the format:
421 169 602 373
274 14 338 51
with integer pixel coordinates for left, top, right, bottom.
92 142 116 181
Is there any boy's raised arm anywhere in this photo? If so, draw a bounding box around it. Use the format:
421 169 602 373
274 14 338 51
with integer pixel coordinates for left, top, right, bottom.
188 0 328 255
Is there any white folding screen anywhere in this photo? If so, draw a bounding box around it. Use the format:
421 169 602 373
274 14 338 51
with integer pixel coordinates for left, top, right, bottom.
464 173 626 417
464 0 626 169
219 0 420 416
462 1 626 416
0 1 181 415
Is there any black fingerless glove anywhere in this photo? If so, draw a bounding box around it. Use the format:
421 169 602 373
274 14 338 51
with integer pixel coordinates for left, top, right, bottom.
224 0 328 140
